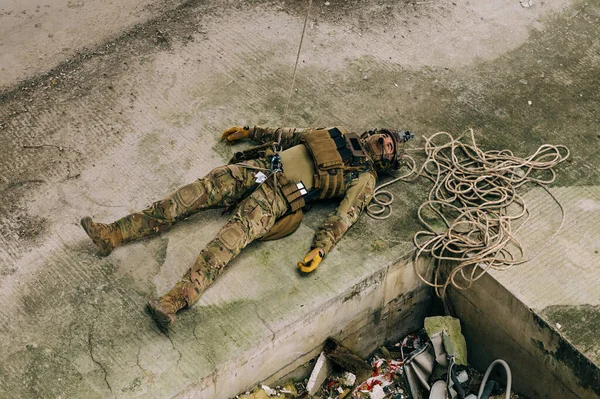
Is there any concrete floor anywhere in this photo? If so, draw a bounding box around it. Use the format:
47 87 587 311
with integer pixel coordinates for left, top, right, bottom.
1 0 598 397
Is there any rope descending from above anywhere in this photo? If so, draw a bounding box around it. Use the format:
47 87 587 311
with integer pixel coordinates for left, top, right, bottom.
281 0 313 128
412 130 569 298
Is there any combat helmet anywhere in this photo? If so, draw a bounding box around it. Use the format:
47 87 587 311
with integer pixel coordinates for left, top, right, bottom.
361 128 414 171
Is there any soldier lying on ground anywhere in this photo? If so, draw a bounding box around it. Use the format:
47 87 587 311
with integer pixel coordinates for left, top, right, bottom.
81 125 412 331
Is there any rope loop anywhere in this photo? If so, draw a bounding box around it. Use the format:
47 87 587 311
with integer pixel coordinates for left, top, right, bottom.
366 190 394 219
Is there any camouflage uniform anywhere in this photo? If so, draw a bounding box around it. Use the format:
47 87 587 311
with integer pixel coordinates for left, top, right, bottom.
251 126 377 254
83 126 378 328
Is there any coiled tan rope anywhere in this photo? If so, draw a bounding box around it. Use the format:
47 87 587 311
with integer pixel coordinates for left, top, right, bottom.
369 129 569 298
366 154 417 219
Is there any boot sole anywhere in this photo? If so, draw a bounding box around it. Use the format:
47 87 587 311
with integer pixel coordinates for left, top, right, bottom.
147 300 176 332
80 217 114 257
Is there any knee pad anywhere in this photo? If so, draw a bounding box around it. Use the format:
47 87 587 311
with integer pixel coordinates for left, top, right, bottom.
175 182 206 209
156 182 208 220
218 223 245 251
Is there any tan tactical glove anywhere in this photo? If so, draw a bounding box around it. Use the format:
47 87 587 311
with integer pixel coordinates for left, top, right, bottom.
297 248 325 273
221 126 251 143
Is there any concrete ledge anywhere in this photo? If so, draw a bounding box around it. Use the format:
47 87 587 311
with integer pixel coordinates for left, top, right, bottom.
0 208 432 399
177 253 433 399
448 186 600 399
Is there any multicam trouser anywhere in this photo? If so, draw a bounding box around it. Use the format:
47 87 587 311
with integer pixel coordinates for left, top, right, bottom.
112 159 289 305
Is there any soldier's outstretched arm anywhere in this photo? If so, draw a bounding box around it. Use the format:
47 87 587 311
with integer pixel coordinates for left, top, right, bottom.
298 171 377 273
222 126 310 150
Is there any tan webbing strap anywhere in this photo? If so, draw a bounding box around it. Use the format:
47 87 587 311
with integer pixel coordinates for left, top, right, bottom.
315 169 345 199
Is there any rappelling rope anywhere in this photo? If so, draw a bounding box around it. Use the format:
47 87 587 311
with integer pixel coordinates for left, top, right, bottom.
366 153 417 219
281 0 313 129
232 0 312 211
248 0 312 213
369 129 569 298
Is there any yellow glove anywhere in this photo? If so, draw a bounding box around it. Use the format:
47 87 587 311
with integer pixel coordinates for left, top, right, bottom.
297 248 325 273
221 126 251 143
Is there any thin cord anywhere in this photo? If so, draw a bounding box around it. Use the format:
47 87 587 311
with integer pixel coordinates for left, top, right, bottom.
282 0 313 127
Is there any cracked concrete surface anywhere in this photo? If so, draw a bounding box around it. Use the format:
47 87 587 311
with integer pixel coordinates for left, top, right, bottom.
1 0 598 397
88 327 115 398
252 302 276 342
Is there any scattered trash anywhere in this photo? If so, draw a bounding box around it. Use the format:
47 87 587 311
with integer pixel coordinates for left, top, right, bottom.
261 385 277 396
340 372 357 387
354 357 406 398
307 352 334 395
236 383 298 398
235 317 521 399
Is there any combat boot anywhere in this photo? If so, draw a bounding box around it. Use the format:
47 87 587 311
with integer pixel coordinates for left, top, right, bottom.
147 280 197 331
80 217 123 256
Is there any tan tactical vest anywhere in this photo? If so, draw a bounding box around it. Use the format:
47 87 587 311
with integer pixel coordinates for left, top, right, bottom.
230 127 372 241
260 128 371 241
302 127 372 199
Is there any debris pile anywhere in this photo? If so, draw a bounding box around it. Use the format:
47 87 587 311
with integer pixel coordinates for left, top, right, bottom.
235 317 521 399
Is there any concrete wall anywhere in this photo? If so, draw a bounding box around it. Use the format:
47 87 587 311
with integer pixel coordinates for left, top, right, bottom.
175 255 433 398
448 270 600 399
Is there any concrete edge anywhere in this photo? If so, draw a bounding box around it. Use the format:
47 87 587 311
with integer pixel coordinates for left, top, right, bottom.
174 252 434 398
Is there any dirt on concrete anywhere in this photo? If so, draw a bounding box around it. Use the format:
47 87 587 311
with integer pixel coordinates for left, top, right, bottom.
0 0 598 397
0 0 190 89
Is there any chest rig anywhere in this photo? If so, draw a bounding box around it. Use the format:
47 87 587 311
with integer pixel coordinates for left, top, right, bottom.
302 127 372 199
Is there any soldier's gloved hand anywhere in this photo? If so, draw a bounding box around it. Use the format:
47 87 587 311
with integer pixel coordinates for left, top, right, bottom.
297 248 325 273
221 126 251 143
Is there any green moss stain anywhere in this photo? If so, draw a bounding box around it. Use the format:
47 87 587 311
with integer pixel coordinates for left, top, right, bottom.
0 347 99 398
155 237 169 266
534 307 600 396
542 304 600 365
256 248 272 267
370 239 389 252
